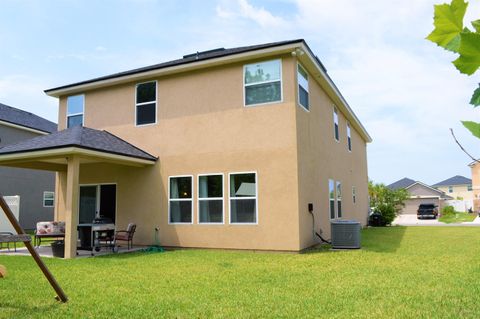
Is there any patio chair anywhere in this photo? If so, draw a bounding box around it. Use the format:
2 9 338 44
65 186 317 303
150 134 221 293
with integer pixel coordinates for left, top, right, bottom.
114 223 136 250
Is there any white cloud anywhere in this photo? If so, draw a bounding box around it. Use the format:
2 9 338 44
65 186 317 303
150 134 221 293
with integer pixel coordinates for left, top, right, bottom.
216 0 287 28
95 46 107 52
0 75 58 123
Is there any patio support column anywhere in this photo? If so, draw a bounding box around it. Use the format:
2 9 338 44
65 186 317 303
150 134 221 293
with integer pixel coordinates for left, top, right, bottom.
64 156 80 259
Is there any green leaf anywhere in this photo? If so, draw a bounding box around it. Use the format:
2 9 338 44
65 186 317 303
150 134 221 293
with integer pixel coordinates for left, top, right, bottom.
471 84 480 106
472 19 480 33
426 0 468 52
453 32 480 75
462 121 480 139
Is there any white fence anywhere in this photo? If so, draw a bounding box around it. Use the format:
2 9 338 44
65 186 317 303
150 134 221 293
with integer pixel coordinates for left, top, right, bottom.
0 196 20 233
444 199 473 213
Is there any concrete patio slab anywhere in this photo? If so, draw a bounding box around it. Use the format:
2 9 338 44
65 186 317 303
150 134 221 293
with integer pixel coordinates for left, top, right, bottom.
0 245 145 258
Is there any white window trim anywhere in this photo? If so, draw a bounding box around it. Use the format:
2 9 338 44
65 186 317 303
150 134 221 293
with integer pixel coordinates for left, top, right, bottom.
333 106 339 142
43 191 55 208
135 80 158 127
336 181 342 218
243 59 283 108
197 173 224 225
228 171 258 225
329 179 336 220
168 175 193 225
347 122 352 152
66 94 85 128
297 63 309 112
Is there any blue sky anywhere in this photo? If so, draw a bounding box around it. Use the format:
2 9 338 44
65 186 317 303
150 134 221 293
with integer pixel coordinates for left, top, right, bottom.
1 0 479 185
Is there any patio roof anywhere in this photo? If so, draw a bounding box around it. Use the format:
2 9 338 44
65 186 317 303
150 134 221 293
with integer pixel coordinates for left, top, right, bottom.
0 126 157 170
0 126 158 259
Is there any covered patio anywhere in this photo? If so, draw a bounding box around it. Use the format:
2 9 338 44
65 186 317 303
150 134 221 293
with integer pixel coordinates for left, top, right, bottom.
0 244 145 258
0 126 157 258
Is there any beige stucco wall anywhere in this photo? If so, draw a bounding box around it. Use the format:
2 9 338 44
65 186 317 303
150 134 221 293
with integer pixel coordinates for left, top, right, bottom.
436 185 473 201
471 164 480 212
57 54 302 251
293 59 369 250
55 53 369 251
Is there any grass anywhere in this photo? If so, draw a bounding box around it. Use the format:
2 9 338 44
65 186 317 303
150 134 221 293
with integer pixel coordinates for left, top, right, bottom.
439 212 477 224
1 227 480 318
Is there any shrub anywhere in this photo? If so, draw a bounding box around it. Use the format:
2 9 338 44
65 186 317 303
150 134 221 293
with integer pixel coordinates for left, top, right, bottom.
376 203 396 225
441 206 455 216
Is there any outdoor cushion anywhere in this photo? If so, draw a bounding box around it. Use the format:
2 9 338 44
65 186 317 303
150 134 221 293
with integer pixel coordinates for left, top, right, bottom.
36 221 65 236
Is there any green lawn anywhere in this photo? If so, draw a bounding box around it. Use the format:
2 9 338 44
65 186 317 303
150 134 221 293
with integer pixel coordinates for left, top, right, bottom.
1 227 480 318
439 212 477 224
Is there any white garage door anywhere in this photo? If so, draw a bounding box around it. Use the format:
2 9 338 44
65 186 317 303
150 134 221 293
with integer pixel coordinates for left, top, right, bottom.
401 198 439 215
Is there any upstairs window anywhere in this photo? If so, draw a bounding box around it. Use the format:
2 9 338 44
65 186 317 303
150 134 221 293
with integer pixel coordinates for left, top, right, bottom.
352 186 356 204
297 64 309 110
347 123 352 151
136 81 157 126
244 59 282 106
67 95 84 128
468 185 473 191
448 186 453 193
333 107 339 141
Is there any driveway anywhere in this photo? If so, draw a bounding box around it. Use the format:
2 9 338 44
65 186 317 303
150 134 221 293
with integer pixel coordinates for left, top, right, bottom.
393 214 480 226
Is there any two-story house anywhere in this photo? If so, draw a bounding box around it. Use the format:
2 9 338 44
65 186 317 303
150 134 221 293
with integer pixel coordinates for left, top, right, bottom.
0 103 57 229
433 175 473 201
469 163 480 212
0 39 371 258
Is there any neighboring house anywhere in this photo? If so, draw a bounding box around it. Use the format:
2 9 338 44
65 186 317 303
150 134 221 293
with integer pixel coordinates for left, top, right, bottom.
432 175 473 201
469 162 480 212
0 102 57 229
387 177 452 214
0 39 371 258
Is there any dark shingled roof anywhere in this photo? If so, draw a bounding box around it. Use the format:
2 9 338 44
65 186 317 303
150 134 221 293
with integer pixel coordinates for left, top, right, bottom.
45 39 314 93
0 102 57 133
0 126 157 161
387 177 416 190
432 175 472 187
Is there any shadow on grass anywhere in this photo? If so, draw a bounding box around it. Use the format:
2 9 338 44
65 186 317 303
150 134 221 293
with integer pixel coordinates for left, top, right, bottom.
361 226 407 253
303 226 407 254
96 249 167 260
302 244 333 254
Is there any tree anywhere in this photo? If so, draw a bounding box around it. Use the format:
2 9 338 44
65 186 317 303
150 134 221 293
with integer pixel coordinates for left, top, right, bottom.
369 181 409 225
426 0 480 139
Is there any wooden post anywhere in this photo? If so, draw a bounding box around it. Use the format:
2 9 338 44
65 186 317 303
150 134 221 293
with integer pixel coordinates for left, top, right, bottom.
0 194 68 302
64 156 80 259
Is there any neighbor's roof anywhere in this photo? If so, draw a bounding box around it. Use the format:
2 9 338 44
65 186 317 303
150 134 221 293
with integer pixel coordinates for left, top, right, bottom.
432 175 472 187
44 39 372 143
0 102 57 134
0 126 157 161
387 177 416 190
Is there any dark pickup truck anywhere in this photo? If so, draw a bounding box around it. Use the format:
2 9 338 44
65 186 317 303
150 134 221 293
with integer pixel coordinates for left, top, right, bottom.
417 204 438 219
